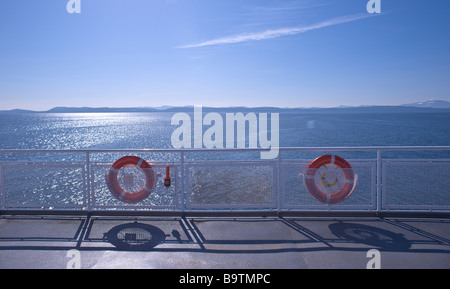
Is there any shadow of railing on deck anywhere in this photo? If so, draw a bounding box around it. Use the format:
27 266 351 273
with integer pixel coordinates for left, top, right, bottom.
0 216 449 255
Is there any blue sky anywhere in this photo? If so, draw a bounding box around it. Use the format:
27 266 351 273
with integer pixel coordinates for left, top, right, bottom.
0 0 449 110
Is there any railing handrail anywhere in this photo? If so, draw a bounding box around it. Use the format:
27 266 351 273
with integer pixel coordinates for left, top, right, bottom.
278 146 450 151
0 146 450 154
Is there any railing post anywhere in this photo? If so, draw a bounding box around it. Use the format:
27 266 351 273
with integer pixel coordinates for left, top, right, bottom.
0 164 5 210
277 150 282 213
180 151 185 214
86 152 91 212
376 150 382 213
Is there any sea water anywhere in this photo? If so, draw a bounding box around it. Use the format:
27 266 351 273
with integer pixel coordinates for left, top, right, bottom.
1 111 450 151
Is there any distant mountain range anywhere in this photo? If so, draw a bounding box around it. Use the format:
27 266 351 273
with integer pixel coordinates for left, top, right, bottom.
401 100 450 109
1 100 450 113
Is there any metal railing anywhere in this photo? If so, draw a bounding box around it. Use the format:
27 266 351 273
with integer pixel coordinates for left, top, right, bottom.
0 146 449 214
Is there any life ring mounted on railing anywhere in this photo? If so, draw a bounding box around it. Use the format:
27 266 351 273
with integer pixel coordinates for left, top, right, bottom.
106 156 156 204
304 155 358 204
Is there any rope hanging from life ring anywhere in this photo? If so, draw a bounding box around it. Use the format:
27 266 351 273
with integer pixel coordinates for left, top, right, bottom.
305 155 356 204
106 156 155 204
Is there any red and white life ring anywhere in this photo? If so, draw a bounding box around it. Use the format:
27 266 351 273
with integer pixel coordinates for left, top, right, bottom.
106 156 155 204
305 155 356 204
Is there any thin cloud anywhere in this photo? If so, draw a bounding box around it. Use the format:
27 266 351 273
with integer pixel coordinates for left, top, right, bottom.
176 13 374 49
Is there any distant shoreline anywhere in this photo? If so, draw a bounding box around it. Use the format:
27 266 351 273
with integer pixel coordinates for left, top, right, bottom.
1 103 450 114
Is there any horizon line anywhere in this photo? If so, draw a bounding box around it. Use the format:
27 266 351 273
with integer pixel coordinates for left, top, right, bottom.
2 101 450 112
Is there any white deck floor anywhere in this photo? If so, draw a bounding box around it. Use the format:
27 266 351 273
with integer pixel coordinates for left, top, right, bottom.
0 214 449 269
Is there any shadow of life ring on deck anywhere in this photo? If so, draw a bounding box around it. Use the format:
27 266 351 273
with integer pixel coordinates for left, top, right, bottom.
329 223 411 251
304 155 357 204
105 222 166 251
106 156 155 204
